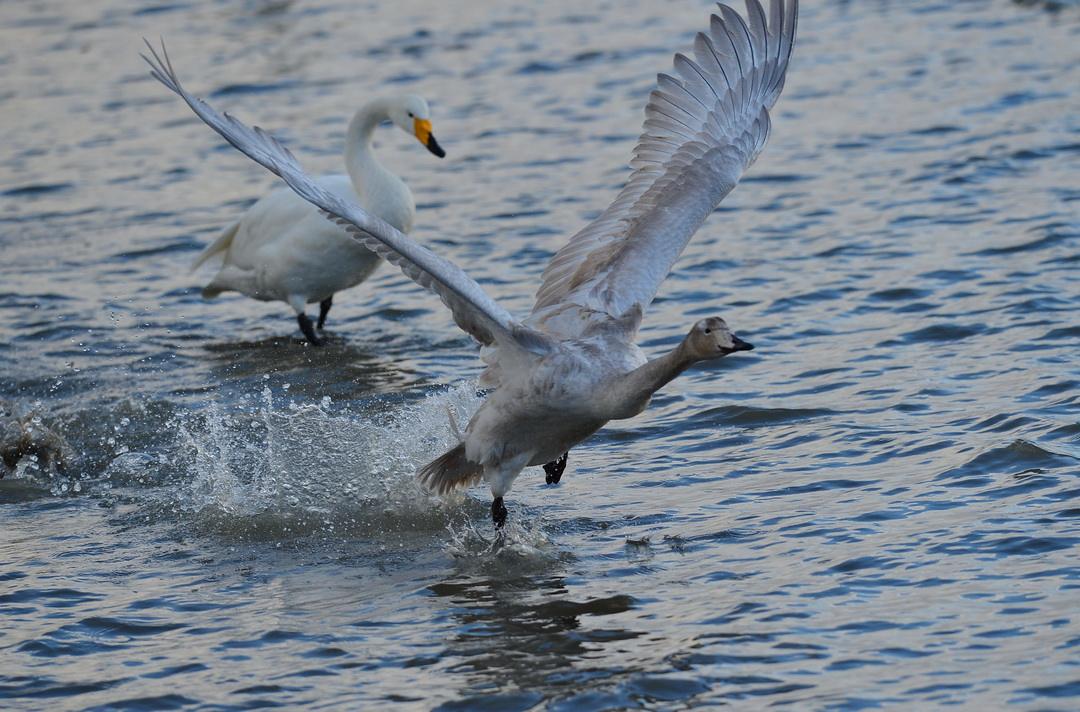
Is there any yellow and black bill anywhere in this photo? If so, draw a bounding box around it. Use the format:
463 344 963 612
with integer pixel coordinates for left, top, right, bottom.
413 118 445 158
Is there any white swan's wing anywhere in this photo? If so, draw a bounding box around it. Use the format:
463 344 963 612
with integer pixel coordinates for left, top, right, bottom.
528 0 797 340
141 40 550 354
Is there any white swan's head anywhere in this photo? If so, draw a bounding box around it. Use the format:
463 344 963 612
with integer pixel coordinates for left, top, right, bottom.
685 317 754 360
388 95 445 158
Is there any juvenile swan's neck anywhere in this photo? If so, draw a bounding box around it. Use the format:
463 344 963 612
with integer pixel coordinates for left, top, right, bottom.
605 342 694 420
344 99 394 194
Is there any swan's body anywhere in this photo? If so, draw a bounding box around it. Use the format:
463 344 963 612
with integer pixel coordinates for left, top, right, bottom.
436 316 751 507
145 0 798 525
192 96 445 344
199 177 385 303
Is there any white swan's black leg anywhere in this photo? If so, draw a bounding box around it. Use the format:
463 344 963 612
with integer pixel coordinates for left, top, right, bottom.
544 452 568 484
492 496 507 528
317 296 333 330
297 313 323 346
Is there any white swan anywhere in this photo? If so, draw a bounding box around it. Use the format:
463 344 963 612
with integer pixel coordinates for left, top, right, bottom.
190 94 445 345
144 0 798 526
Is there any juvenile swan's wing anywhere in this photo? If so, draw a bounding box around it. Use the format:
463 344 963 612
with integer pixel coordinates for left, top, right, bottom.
528 0 797 340
142 41 549 353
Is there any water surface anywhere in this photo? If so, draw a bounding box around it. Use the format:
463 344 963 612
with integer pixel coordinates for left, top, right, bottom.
1 0 1078 709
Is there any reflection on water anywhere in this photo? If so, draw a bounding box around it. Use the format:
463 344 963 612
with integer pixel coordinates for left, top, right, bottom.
1 0 1079 708
428 578 644 708
201 334 419 399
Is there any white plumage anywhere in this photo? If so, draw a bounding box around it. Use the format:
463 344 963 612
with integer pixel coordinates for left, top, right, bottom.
144 0 798 526
188 91 445 345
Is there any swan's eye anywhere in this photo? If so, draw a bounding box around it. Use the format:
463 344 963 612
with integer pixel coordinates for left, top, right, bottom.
704 328 711 334
407 111 414 118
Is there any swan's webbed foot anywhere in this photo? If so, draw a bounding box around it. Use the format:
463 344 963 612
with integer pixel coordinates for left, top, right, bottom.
297 313 323 346
317 296 333 330
544 452 568 485
492 496 507 528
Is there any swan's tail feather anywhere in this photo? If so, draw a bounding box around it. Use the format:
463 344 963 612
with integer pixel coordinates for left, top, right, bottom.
199 265 252 299
192 220 239 271
417 444 482 495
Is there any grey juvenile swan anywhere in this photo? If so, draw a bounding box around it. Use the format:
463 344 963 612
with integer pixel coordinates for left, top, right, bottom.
144 0 798 527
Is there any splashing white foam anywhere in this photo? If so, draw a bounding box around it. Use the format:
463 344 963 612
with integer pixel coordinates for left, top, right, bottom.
168 382 485 538
102 382 562 567
446 517 559 570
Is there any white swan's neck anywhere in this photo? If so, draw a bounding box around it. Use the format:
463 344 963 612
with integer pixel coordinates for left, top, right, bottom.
342 99 415 232
344 99 395 195
604 341 694 420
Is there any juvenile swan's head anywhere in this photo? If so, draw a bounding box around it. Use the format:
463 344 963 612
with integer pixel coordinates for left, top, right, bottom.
685 317 754 361
388 95 445 158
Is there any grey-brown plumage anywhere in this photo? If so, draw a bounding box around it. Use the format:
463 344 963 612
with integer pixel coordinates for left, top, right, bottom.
417 443 482 495
0 402 72 477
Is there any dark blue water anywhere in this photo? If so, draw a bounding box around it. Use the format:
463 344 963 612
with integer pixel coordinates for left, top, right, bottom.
1 0 1078 709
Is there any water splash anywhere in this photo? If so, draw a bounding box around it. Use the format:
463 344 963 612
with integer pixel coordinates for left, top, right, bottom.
91 382 564 562
446 516 565 574
163 382 484 539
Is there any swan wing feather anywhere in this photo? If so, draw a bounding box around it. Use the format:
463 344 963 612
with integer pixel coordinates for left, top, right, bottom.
528 0 797 340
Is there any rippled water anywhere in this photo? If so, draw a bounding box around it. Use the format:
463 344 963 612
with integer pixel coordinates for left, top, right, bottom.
2 0 1079 708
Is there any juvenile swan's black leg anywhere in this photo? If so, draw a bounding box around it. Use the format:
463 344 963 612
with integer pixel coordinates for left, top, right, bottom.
544 452 568 485
297 313 323 346
317 296 333 330
492 497 507 528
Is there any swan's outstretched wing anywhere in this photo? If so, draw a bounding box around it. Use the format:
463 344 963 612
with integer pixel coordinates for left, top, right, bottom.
142 40 550 354
528 0 797 340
